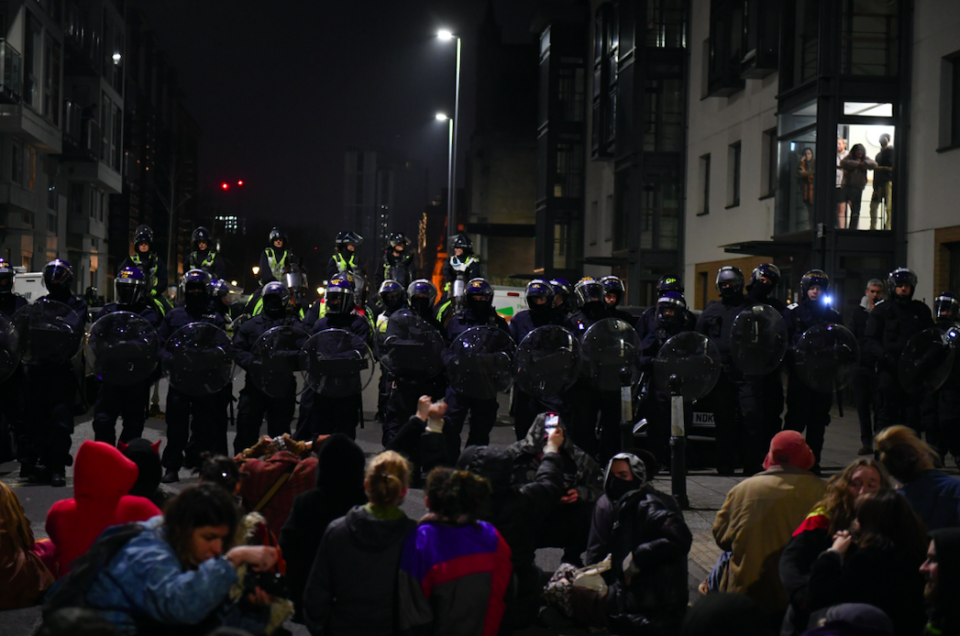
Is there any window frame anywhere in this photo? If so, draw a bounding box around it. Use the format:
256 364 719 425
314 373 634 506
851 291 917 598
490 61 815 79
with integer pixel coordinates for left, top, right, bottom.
726 142 742 208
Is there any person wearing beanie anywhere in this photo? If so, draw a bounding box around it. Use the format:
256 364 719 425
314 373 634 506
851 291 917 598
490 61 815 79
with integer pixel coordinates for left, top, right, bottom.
922 528 960 636
710 431 826 622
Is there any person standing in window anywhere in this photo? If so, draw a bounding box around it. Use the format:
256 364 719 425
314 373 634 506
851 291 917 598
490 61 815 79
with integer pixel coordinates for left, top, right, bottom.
798 148 815 223
840 144 877 230
870 134 894 231
836 138 848 229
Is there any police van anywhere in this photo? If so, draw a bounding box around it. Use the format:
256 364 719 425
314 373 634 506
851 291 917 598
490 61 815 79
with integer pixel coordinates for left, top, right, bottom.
13 270 45 303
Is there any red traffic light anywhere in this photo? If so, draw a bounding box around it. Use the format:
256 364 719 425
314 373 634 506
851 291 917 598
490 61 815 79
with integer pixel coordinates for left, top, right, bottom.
238 180 244 186
221 183 229 190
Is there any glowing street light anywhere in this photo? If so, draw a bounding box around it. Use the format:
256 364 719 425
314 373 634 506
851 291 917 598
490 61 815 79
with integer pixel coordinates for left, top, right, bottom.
437 29 453 41
252 266 260 276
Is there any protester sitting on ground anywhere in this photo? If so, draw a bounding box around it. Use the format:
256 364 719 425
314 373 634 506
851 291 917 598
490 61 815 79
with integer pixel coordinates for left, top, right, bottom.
118 438 172 510
279 434 366 623
79 483 280 634
0 481 55 610
780 457 891 635
801 603 895 636
303 451 416 636
875 425 960 530
921 528 960 636
455 424 565 633
549 452 691 634
806 490 928 636
385 395 452 478
398 467 513 636
709 431 826 622
236 433 323 536
680 592 774 636
507 411 602 567
45 441 161 578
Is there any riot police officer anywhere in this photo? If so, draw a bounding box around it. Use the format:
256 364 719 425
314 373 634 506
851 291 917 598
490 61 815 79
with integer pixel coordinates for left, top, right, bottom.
92 266 161 445
443 278 510 460
376 280 407 426
927 292 960 462
232 281 302 454
407 278 442 329
120 225 169 303
746 263 788 446
638 291 691 468
599 275 635 323
783 270 842 472
260 227 296 285
864 267 934 433
301 277 371 440
635 274 696 339
437 234 481 323
158 269 228 483
326 230 363 280
695 266 761 475
187 227 225 280
375 233 414 290
550 278 574 316
509 279 569 439
0 259 27 468
23 260 88 486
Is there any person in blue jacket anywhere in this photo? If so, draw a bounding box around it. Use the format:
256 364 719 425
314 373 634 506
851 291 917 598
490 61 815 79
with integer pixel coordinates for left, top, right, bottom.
83 483 279 635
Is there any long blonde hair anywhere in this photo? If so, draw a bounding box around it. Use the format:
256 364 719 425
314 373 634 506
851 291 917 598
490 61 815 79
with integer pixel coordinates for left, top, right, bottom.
875 425 939 482
0 482 35 554
365 451 411 508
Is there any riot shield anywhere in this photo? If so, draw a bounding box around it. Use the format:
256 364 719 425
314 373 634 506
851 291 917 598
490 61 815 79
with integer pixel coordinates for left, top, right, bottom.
86 312 158 386
0 313 20 383
580 318 641 390
898 327 957 396
653 332 723 402
380 313 446 382
729 304 788 375
248 325 310 398
446 326 515 400
793 323 859 393
514 325 581 398
162 322 234 396
13 299 83 366
300 328 375 397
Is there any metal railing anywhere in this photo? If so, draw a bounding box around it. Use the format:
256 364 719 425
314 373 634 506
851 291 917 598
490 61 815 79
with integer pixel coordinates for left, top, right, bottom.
0 40 22 101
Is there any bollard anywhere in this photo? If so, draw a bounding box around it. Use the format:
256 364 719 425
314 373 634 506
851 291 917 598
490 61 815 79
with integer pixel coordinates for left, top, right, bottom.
668 373 689 509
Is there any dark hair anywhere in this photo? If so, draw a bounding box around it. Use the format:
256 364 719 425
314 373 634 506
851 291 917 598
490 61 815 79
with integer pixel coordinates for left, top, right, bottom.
196 454 242 493
850 143 866 159
424 467 491 522
36 608 121 636
814 458 892 534
854 490 928 561
880 133 891 143
163 483 239 569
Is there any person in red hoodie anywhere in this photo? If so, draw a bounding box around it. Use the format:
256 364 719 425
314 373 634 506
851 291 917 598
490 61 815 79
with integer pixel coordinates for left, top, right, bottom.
45 441 161 577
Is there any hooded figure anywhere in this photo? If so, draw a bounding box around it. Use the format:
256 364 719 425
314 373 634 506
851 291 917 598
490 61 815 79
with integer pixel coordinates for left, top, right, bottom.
925 528 960 636
118 438 170 510
44 441 161 577
456 442 565 632
279 435 367 623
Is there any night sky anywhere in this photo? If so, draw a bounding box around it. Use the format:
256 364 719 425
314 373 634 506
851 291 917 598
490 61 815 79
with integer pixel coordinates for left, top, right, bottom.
131 0 542 235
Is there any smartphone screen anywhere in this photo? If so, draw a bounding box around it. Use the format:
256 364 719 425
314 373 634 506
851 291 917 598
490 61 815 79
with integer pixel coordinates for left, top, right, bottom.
544 413 559 438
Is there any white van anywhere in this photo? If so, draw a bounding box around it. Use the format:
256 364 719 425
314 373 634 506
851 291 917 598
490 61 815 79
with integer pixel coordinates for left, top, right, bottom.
14 272 46 303
492 285 527 322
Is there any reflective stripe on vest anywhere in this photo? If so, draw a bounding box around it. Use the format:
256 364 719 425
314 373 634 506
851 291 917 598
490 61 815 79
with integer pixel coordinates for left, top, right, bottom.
266 248 287 280
131 253 159 290
333 252 355 272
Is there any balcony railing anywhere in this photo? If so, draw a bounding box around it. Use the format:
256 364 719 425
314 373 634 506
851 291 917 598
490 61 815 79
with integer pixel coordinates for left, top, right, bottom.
0 40 22 103
63 101 82 143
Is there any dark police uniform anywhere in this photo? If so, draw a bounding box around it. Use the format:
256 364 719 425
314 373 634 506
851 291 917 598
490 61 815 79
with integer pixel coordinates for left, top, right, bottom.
637 317 690 468
187 248 225 280
747 285 788 449
375 250 414 291
120 251 168 300
0 291 28 465
508 307 571 440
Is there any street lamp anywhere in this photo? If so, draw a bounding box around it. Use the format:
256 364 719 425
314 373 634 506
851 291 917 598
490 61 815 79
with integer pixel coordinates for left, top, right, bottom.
436 113 454 237
437 29 461 241
252 266 260 276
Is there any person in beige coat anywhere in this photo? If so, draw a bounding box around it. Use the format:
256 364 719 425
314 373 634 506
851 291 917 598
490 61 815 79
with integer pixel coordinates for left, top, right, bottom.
711 431 826 620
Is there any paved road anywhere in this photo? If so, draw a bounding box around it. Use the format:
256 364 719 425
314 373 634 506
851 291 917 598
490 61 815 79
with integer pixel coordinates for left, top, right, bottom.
2 369 952 635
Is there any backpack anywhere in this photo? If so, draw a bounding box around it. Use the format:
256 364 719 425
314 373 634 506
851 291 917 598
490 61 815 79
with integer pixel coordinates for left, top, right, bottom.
42 523 144 619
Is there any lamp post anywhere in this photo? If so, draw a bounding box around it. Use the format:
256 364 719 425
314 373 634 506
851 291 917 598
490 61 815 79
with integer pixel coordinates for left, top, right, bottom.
438 29 461 241
435 113 454 244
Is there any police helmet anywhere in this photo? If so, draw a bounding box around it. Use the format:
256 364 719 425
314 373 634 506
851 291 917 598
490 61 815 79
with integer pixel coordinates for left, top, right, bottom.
575 277 604 307
464 278 494 314
379 280 406 312
192 227 212 249
43 259 74 295
715 266 745 298
208 278 230 301
887 267 918 302
335 231 363 249
800 270 830 299
261 281 290 315
269 227 288 245
600 276 625 308
133 224 154 248
0 258 14 294
749 263 781 292
181 269 211 294
451 234 473 253
656 274 684 297
407 279 438 315
388 233 410 249
115 266 147 306
325 277 355 314
656 291 687 328
550 278 572 309
331 271 356 290
934 292 960 322
525 279 555 312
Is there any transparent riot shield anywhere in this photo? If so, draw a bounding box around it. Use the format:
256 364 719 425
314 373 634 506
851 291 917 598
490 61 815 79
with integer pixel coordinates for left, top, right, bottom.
380 313 446 382
300 328 375 397
249 325 310 398
162 322 234 396
654 332 723 402
13 299 83 366
0 313 20 383
729 304 788 375
580 318 641 390
446 326 515 400
794 323 859 393
898 327 957 396
514 325 581 398
86 311 158 386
